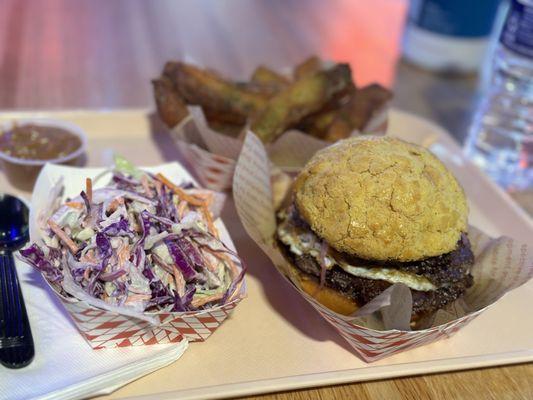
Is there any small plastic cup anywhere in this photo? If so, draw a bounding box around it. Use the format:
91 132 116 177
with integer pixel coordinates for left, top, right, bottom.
0 119 88 191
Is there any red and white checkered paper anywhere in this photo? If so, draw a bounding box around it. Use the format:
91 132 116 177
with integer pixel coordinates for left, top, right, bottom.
170 105 389 192
301 292 482 362
233 131 533 363
58 290 244 349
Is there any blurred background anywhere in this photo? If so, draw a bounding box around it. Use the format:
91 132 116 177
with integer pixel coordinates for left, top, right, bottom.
0 0 531 212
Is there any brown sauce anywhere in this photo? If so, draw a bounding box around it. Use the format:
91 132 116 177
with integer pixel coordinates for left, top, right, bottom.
0 124 82 160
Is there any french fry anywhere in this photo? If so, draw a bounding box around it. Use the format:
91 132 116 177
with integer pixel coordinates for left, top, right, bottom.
251 64 353 142
296 82 355 138
152 58 391 145
164 62 268 117
323 83 392 142
201 106 246 137
294 55 323 79
152 76 190 128
204 118 244 137
202 105 246 126
251 65 290 93
296 109 338 138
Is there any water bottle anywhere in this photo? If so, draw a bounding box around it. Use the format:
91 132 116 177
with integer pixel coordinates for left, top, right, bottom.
465 0 533 191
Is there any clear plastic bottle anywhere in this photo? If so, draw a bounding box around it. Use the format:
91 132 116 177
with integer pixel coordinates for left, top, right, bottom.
465 0 533 191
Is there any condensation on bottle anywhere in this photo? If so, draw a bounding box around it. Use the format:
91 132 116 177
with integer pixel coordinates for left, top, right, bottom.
465 0 533 191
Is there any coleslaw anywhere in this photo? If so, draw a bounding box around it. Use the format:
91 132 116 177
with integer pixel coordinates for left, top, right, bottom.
19 157 245 313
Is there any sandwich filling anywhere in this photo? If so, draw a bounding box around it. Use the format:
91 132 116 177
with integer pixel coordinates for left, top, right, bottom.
277 204 474 317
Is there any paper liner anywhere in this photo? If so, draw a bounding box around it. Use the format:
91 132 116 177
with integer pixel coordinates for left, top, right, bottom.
28 162 246 349
233 131 533 362
169 104 389 191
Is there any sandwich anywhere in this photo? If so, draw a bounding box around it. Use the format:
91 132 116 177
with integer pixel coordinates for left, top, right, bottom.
276 137 474 321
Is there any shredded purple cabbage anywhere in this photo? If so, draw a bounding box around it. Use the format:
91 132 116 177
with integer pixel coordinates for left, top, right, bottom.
19 244 63 283
164 239 197 280
18 163 245 313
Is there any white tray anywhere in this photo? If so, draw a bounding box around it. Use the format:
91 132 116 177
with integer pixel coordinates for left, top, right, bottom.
1 109 532 400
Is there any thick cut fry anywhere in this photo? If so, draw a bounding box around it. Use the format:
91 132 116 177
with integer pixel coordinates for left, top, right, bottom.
164 62 268 117
154 58 391 144
202 106 246 137
251 66 290 86
323 83 392 142
296 84 354 138
204 117 244 137
152 76 190 128
250 64 353 142
297 109 337 137
202 105 246 126
250 65 290 94
294 55 323 79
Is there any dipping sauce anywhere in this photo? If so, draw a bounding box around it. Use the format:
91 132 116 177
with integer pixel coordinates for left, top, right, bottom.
0 124 82 160
0 121 86 191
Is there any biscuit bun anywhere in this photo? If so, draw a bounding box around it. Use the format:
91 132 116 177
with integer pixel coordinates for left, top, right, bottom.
293 136 468 262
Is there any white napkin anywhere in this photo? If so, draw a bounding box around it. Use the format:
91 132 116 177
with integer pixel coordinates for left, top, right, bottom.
0 259 188 400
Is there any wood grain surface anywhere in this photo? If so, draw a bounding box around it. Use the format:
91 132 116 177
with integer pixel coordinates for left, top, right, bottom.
1 1 532 399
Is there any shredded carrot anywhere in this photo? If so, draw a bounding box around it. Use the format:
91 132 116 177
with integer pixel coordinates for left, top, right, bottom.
191 292 224 308
172 264 186 298
220 253 239 279
81 249 97 264
85 178 92 203
177 200 188 220
65 201 84 209
117 241 130 266
188 190 213 201
203 247 239 278
140 174 154 197
107 197 124 213
154 180 163 197
83 267 91 281
124 294 152 304
202 251 221 273
226 280 244 303
201 204 218 238
47 219 79 254
155 173 205 207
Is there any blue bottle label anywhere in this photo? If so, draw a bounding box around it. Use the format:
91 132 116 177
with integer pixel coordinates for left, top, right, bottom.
500 0 533 58
409 0 501 38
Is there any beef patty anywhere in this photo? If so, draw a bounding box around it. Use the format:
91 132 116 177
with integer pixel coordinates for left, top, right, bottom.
278 207 475 317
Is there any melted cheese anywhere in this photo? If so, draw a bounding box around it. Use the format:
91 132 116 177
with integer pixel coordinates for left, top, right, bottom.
277 220 436 292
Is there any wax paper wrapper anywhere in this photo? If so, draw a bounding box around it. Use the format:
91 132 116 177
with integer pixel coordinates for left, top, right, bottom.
169 101 388 192
27 162 246 349
233 131 533 362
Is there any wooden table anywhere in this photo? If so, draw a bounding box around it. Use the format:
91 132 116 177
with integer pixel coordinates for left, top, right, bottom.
1 1 532 399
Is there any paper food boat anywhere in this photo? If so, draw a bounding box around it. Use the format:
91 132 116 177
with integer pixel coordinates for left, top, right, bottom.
170 104 389 192
28 162 246 349
233 132 533 362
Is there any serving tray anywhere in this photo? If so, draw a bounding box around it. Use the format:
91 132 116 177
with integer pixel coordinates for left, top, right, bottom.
2 109 532 400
